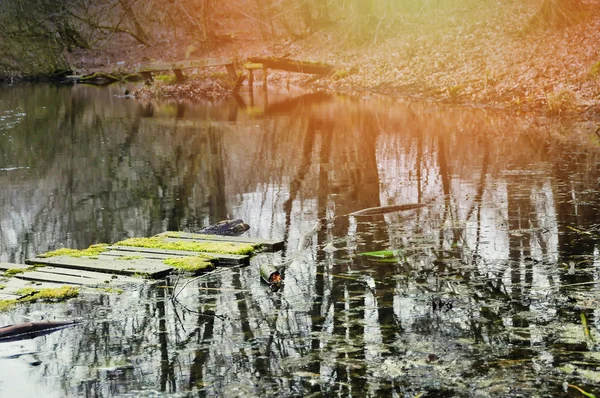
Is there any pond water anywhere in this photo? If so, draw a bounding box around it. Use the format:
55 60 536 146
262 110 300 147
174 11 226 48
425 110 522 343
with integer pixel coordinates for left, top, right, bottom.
1 83 600 397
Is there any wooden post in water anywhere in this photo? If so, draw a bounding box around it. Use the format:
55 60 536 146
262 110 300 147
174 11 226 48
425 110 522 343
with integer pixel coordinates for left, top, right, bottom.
173 68 185 82
244 63 263 90
262 67 268 91
140 71 153 85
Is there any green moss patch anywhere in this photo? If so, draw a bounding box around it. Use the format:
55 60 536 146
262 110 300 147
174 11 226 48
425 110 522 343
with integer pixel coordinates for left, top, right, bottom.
4 268 26 277
118 255 144 261
117 236 257 255
4 265 45 277
163 256 214 273
39 244 109 258
0 286 80 312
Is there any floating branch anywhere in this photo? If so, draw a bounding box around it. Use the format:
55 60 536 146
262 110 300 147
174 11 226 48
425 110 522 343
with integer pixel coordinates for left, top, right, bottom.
349 203 428 217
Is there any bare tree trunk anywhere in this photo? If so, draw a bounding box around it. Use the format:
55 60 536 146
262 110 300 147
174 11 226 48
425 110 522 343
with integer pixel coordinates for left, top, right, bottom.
118 0 150 45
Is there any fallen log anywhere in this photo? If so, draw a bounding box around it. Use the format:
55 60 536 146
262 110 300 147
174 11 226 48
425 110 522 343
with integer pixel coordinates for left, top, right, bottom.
0 320 80 342
247 57 334 75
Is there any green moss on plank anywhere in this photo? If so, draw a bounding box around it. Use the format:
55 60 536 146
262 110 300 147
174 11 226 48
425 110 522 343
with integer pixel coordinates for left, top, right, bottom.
17 286 79 301
39 244 109 258
0 286 80 312
4 268 25 277
118 255 144 261
163 255 213 273
117 236 256 255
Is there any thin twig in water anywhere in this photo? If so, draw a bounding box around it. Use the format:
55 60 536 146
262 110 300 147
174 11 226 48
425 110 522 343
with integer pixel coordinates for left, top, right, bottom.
171 295 227 320
172 268 224 300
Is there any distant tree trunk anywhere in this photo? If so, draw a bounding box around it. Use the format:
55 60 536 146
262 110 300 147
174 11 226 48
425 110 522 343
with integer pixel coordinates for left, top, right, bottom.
530 0 590 27
353 0 376 42
118 0 150 45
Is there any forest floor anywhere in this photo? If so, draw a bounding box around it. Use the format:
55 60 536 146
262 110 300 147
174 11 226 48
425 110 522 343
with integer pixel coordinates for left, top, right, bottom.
67 2 600 117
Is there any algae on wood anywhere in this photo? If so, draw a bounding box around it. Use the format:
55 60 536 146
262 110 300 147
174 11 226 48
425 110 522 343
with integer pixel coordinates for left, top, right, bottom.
118 236 258 255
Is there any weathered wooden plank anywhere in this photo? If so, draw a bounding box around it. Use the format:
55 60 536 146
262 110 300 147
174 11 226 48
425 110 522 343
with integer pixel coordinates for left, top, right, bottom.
248 57 334 75
138 58 233 73
10 266 143 286
33 266 140 282
105 246 249 265
25 256 172 278
0 278 73 294
15 271 113 286
156 232 284 251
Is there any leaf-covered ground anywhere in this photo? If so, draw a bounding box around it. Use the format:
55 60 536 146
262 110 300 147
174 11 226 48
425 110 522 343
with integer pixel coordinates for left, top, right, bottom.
76 1 600 115
277 3 600 116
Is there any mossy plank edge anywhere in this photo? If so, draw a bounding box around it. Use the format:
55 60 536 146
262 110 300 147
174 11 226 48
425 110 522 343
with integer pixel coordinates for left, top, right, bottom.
106 245 249 265
14 266 142 285
0 278 74 295
155 232 284 251
33 266 139 281
25 256 173 279
15 271 112 286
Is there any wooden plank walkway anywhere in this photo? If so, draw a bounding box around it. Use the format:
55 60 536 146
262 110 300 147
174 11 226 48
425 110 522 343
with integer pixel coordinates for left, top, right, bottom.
137 58 236 83
157 232 285 251
24 256 173 278
1 229 284 289
105 246 249 265
0 263 142 286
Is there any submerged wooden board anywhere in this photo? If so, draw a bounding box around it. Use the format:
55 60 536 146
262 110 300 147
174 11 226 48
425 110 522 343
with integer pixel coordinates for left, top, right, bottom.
25 256 172 279
156 232 284 251
105 246 249 265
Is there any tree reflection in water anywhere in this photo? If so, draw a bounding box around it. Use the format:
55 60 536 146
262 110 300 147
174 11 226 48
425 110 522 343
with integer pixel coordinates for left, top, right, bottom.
0 84 599 397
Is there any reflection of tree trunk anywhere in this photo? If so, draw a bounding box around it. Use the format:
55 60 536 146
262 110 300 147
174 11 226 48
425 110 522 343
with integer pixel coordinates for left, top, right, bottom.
506 177 533 318
437 134 453 247
189 279 217 394
157 287 175 392
308 120 332 389
471 142 490 252
232 270 257 371
282 118 317 252
207 127 228 223
553 156 596 290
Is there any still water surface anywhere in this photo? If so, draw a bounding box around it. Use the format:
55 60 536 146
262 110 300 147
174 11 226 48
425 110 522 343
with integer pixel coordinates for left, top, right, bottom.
1 84 600 397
